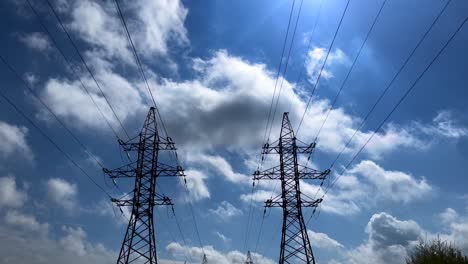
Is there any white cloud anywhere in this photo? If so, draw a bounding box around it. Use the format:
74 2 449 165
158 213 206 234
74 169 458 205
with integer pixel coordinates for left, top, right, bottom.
19 32 51 52
46 178 78 210
4 210 48 234
305 47 350 82
348 160 431 203
193 154 250 185
40 64 146 131
345 212 423 264
24 72 39 87
245 160 431 216
132 0 189 56
437 208 468 254
59 226 88 256
184 169 210 201
166 242 275 264
214 231 231 244
209 201 242 221
308 230 343 250
419 110 468 139
0 176 27 208
0 121 33 160
0 223 116 264
69 0 133 64
439 207 459 225
66 0 188 62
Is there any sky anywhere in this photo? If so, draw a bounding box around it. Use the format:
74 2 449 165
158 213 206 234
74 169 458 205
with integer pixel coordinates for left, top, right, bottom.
0 0 467 263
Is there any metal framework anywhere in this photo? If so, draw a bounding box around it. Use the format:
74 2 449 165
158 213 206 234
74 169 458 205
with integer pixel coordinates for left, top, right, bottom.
245 251 254 264
254 112 330 264
104 107 184 264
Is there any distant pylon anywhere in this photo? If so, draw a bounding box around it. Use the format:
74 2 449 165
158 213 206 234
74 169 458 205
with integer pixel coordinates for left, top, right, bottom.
202 254 208 264
245 251 254 264
104 107 185 264
254 112 330 264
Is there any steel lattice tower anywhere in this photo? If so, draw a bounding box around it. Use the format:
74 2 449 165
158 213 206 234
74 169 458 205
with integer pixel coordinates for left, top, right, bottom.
245 251 254 264
104 107 185 264
254 112 330 264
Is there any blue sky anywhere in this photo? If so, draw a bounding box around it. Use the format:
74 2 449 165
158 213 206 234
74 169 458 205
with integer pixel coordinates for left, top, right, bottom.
0 0 467 263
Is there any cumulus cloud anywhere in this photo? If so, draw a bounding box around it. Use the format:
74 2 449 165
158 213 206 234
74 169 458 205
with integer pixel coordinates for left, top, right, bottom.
5 210 49 234
166 242 275 264
0 223 116 264
348 160 431 203
345 212 423 264
131 0 189 56
0 176 27 208
209 201 242 221
40 64 146 131
66 0 188 62
418 110 468 139
68 0 133 63
303 211 468 264
437 208 468 254
0 121 33 160
308 230 343 250
184 169 210 201
152 50 437 162
305 47 350 82
46 178 78 211
19 32 51 52
245 160 431 216
192 154 250 185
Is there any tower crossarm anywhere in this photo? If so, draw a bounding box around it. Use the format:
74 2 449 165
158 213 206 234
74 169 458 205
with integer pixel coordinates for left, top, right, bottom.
118 136 177 151
103 163 137 178
254 165 330 180
111 194 174 207
157 163 185 177
261 141 316 155
265 196 323 208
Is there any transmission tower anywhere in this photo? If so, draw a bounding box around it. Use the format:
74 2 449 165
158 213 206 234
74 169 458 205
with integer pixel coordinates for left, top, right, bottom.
245 251 254 264
202 254 208 264
254 112 330 264
104 107 185 264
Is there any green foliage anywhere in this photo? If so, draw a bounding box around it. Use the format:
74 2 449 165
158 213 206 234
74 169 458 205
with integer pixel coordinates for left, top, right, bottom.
407 237 468 264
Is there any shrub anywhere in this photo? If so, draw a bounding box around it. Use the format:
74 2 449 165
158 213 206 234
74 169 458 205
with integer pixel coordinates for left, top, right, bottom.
406 237 468 264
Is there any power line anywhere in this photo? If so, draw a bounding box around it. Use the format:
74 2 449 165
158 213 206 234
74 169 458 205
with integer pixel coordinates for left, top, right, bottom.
253 210 267 254
263 0 324 235
296 0 352 136
252 0 306 254
287 0 324 113
172 208 194 263
111 0 206 255
300 0 387 204
111 0 171 141
0 52 106 171
328 0 453 169
44 0 131 140
313 0 388 142
183 183 206 256
0 83 111 198
262 0 297 145
266 0 304 143
25 0 122 143
314 9 467 223
244 0 298 252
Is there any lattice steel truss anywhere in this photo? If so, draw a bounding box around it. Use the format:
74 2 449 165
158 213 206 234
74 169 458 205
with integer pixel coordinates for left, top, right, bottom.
245 251 254 264
104 107 184 264
254 112 330 264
